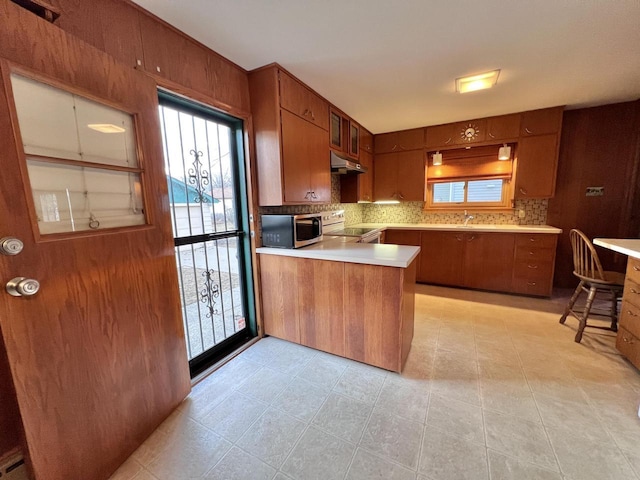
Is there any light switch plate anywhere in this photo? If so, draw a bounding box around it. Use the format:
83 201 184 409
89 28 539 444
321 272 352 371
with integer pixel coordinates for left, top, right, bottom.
518 209 526 219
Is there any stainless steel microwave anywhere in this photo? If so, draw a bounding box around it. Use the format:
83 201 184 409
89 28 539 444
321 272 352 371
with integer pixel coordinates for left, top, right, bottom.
261 214 323 248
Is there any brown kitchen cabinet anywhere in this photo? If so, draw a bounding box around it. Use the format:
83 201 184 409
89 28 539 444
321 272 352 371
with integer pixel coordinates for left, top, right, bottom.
374 128 424 153
419 231 465 285
521 107 563 136
249 65 331 205
259 253 416 372
280 71 329 130
515 134 560 198
374 150 425 201
425 124 455 149
486 113 521 141
281 110 330 203
453 119 487 145
349 121 360 158
511 234 557 296
139 14 209 93
463 233 515 291
340 127 374 202
330 108 345 151
384 230 558 296
616 257 640 369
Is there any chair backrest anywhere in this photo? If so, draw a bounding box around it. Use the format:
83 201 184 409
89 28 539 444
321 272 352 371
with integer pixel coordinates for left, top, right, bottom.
569 229 606 282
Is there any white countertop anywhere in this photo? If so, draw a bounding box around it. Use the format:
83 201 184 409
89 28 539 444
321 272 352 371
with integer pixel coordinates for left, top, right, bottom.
353 223 562 234
257 240 420 268
594 239 640 260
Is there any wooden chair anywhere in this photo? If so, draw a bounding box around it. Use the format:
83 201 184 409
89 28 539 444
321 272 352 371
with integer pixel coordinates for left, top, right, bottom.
559 229 625 343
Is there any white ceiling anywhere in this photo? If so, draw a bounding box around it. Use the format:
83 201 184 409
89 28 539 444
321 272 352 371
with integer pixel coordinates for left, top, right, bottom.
132 0 640 134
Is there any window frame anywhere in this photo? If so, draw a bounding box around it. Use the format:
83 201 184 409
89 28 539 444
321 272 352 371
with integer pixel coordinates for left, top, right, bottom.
425 177 514 211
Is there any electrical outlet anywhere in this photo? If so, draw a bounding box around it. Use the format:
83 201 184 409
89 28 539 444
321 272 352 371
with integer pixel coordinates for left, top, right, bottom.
518 209 526 219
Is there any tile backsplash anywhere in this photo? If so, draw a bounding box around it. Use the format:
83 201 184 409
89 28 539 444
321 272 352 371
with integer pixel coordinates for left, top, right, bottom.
258 175 549 229
361 198 548 225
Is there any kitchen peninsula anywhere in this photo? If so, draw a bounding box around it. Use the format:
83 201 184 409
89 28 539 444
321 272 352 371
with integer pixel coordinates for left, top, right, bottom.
257 242 420 372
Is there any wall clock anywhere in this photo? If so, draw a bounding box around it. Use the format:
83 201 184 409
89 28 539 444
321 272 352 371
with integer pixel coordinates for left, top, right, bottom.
460 123 480 142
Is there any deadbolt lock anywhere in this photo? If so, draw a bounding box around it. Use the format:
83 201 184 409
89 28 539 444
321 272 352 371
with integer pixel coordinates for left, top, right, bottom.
0 237 24 256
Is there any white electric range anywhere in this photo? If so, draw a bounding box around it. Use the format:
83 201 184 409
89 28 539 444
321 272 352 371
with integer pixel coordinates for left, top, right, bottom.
320 210 382 244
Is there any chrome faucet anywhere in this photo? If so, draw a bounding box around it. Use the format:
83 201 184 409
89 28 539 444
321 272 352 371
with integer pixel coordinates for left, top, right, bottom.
463 210 474 226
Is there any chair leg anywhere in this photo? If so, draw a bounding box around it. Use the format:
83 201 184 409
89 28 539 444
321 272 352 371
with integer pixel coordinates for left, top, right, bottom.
560 282 583 324
575 286 597 343
610 290 619 332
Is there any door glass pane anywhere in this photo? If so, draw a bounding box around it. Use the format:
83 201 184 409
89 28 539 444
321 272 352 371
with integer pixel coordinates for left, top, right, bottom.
11 74 80 160
160 105 237 237
27 159 145 234
467 179 503 202
11 73 138 167
433 181 465 203
175 237 246 360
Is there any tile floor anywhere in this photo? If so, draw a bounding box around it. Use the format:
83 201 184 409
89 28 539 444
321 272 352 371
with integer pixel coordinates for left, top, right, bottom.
110 284 640 480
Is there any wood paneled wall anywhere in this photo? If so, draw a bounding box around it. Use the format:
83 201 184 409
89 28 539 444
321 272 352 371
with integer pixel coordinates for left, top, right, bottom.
0 336 22 460
547 100 640 288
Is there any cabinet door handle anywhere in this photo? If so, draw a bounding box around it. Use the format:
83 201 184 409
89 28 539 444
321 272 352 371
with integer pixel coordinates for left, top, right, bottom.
529 238 536 242
398 192 404 200
527 282 537 286
634 266 640 271
519 188 528 195
631 289 640 295
622 336 635 345
392 144 398 151
467 235 476 241
525 127 533 134
310 110 315 120
311 191 317 200
455 235 463 241
304 191 311 200
529 251 535 255
488 132 495 139
444 137 452 144
528 264 538 269
627 310 638 317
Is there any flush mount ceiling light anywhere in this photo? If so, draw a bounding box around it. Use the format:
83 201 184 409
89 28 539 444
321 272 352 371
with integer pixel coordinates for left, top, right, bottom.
455 69 500 94
87 123 126 133
432 151 443 166
498 144 512 160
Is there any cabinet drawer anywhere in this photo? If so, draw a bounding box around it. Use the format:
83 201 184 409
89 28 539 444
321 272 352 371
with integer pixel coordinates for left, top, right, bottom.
627 257 640 286
515 234 557 248
513 260 554 280
616 327 640 369
620 300 640 339
512 276 552 296
279 71 329 130
624 278 640 309
515 245 555 262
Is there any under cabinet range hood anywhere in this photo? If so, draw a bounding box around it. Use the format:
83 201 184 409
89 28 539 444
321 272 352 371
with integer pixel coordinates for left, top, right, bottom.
330 151 367 174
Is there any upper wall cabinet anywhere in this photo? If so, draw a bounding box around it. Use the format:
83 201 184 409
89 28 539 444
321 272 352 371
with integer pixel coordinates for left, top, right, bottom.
515 107 564 199
375 128 424 154
249 65 330 206
340 127 374 203
486 113 521 141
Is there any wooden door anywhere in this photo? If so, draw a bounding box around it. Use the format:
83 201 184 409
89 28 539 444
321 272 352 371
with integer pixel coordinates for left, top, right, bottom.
281 109 313 203
279 71 329 131
360 128 373 154
419 231 465 285
0 49 189 480
259 255 300 343
396 150 425 201
308 122 331 203
464 233 515 291
374 152 398 200
359 150 374 202
515 134 559 198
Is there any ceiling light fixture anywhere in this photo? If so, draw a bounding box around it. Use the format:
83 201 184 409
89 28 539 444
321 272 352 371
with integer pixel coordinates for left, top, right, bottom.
498 144 512 161
432 151 443 166
455 69 500 94
87 123 126 133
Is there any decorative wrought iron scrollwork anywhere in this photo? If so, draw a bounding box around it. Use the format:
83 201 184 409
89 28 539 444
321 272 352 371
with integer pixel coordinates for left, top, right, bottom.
187 149 210 203
200 269 220 318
